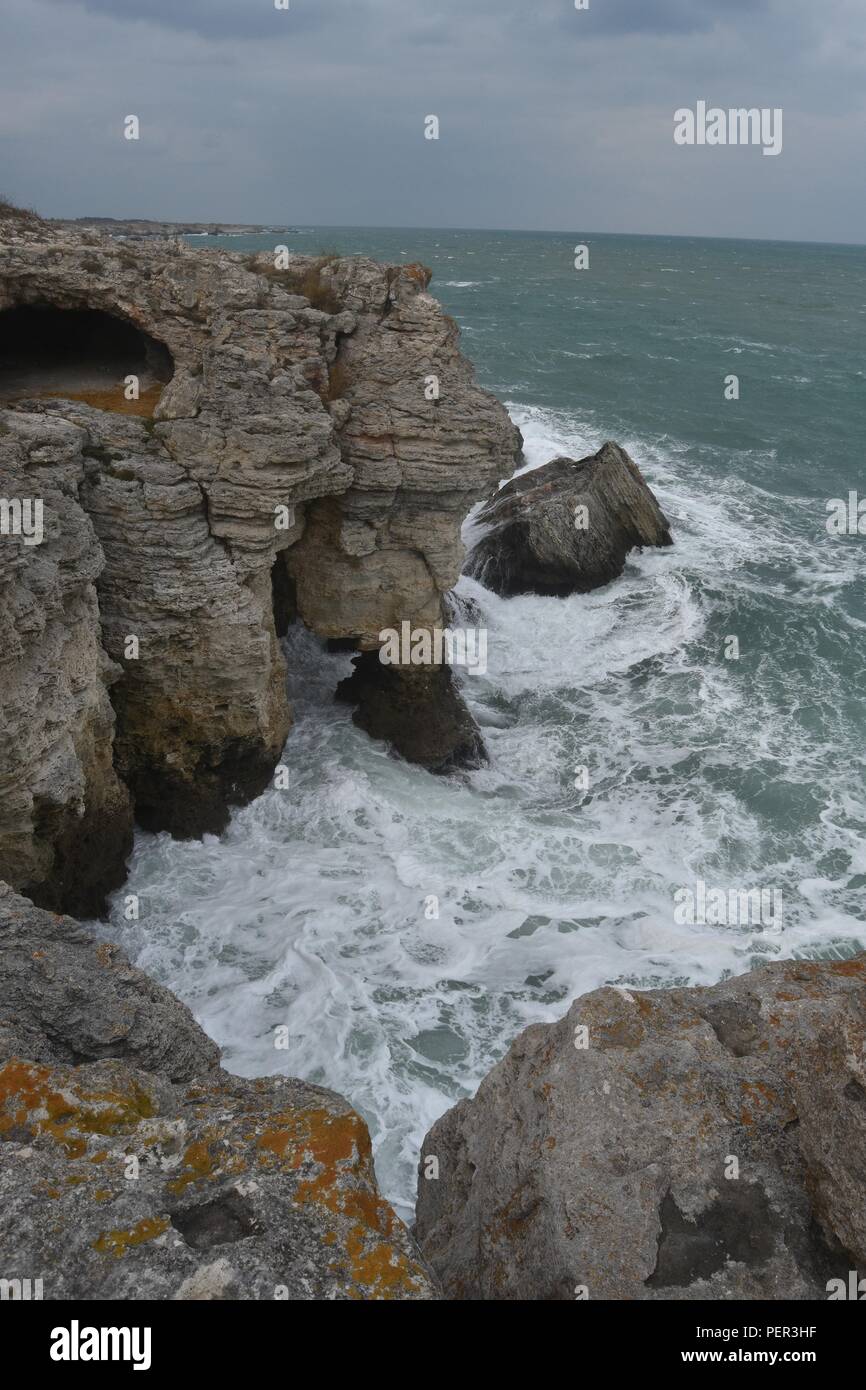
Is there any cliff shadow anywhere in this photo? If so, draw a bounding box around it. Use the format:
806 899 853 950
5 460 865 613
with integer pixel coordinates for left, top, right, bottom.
0 303 174 416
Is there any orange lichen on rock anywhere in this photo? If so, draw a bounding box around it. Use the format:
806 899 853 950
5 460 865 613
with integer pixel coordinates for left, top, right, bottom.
166 1138 216 1195
342 1228 428 1300
404 262 432 289
92 1215 169 1258
255 1103 429 1297
257 1106 367 1174
166 1133 247 1195
827 959 866 977
0 1059 155 1158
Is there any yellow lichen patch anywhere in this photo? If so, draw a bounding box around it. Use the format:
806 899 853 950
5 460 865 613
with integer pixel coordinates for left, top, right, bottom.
257 1104 417 1281
166 1134 246 1195
92 1216 169 1259
339 1226 427 1300
0 1060 156 1157
51 1087 154 1150
93 1190 114 1203
166 1139 216 1195
257 1107 368 1175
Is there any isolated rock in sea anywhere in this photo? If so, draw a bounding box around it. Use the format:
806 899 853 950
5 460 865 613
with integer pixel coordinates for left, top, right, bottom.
0 885 438 1300
0 206 518 855
336 651 486 772
464 442 673 597
416 955 866 1300
0 412 132 916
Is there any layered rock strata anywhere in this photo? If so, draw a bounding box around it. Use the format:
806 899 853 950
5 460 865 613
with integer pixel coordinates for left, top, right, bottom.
0 210 519 907
0 412 132 916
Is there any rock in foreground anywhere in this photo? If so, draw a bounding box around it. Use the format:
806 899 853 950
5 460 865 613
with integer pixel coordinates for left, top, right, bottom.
0 882 217 1080
464 442 673 597
0 1058 437 1300
0 885 438 1300
416 956 866 1300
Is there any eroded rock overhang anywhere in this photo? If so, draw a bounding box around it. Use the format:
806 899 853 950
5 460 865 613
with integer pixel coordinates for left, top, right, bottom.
0 213 521 913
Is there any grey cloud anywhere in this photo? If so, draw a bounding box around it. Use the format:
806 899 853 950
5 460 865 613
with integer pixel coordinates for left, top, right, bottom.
3 0 865 243
49 0 771 43
45 0 357 40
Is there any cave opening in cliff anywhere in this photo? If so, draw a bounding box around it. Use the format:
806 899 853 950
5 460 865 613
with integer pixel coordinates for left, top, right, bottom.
0 303 174 416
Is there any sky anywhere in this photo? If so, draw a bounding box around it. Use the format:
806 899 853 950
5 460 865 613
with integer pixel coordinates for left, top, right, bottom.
1 0 864 242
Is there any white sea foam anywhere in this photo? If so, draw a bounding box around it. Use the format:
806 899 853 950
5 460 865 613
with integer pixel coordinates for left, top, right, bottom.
97 401 866 1220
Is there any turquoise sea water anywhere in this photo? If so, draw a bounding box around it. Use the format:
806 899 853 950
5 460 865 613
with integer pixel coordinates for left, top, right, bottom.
100 229 866 1217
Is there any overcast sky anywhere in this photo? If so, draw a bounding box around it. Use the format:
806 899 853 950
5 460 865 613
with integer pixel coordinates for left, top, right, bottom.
1 0 864 242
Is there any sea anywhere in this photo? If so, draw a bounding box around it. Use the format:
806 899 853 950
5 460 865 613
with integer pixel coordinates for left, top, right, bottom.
96 227 866 1220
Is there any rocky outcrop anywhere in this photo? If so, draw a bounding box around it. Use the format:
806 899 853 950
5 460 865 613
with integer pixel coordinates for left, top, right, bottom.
464 442 672 597
336 652 485 773
0 412 132 916
0 885 438 1300
281 258 521 645
416 956 866 1300
0 883 216 1079
0 208 518 889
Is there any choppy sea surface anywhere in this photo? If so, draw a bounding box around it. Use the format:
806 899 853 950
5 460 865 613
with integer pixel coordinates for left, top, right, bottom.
97 228 866 1219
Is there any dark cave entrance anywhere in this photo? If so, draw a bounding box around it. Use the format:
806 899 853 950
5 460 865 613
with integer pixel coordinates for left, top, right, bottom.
0 303 174 416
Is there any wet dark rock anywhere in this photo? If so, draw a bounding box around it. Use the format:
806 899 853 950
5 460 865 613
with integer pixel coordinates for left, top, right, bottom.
336 651 486 773
464 442 673 597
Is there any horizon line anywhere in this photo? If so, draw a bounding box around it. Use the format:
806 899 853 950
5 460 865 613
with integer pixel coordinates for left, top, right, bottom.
52 214 866 253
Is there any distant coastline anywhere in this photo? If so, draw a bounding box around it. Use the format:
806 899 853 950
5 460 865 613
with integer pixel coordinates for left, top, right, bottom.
52 216 295 240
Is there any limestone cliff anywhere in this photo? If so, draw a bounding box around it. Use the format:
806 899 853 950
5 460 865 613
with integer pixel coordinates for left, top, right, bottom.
0 412 132 917
0 209 519 909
